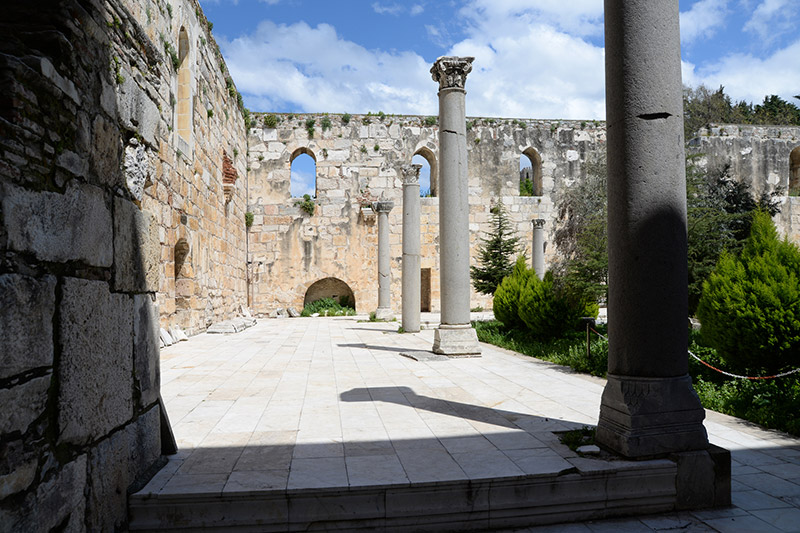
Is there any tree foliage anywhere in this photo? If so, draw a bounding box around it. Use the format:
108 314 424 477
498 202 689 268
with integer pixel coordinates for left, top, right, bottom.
492 256 534 329
471 201 521 295
518 271 598 340
683 85 800 140
553 159 608 304
687 159 782 314
697 211 800 375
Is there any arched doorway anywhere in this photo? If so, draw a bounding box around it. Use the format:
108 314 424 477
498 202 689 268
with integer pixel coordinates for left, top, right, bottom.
304 277 356 311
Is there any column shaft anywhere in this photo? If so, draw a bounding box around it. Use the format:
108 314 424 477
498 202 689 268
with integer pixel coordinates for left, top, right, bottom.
430 56 480 355
598 0 708 457
373 201 394 320
402 165 422 332
532 219 545 279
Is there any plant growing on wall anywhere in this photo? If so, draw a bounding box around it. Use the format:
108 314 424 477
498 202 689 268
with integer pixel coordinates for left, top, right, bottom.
321 115 332 131
305 118 315 138
341 113 351 125
245 211 254 228
264 114 278 128
294 194 315 216
424 116 437 126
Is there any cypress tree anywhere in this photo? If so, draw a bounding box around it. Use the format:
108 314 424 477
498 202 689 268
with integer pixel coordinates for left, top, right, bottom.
470 201 521 295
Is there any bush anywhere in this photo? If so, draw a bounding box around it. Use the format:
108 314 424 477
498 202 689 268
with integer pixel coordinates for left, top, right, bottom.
492 256 535 329
518 271 598 340
697 210 800 374
301 297 355 317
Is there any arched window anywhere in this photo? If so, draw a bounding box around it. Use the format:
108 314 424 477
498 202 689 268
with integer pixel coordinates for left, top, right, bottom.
290 147 317 198
414 147 438 197
176 27 192 140
790 146 800 196
304 277 356 311
520 148 543 196
412 154 432 197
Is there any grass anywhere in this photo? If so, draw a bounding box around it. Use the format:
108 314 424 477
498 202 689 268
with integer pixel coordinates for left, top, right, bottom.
300 298 355 317
474 320 800 437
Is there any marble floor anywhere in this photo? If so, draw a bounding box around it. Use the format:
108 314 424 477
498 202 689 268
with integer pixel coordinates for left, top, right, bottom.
134 316 800 532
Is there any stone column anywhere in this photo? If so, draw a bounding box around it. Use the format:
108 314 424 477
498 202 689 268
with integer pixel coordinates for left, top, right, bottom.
430 56 480 355
598 0 708 457
402 164 422 333
373 200 394 321
532 218 545 280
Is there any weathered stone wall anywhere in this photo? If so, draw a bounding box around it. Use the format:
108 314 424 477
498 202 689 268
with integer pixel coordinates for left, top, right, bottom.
0 0 247 530
246 113 607 314
689 124 800 242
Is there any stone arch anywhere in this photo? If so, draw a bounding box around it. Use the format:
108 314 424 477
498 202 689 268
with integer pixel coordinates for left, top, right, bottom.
414 146 438 197
520 147 543 196
176 26 192 141
174 238 192 311
304 277 356 311
790 146 800 195
290 147 317 198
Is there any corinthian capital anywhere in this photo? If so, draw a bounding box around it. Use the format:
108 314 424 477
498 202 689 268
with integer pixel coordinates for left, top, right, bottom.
402 164 422 185
430 56 474 90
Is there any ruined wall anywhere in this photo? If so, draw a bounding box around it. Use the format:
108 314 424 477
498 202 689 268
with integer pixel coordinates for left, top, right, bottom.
689 124 800 242
0 0 247 530
247 113 607 314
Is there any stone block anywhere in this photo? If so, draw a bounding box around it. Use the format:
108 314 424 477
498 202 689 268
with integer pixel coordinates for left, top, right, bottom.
1 181 112 267
117 76 160 147
58 278 133 445
0 374 50 435
0 439 38 499
114 198 160 293
134 295 160 408
0 454 86 533
0 273 55 380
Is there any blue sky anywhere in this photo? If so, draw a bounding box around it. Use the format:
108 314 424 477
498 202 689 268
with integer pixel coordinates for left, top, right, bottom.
199 0 800 121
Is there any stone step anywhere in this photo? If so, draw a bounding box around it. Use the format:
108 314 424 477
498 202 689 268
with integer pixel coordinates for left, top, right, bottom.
129 459 677 532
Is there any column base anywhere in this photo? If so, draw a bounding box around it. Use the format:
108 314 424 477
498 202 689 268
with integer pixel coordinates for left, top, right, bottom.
432 324 481 356
596 374 708 459
374 307 394 321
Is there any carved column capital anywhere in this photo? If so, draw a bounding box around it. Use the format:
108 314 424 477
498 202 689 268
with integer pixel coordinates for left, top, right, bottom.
402 164 422 185
430 56 474 90
372 200 394 213
532 218 546 229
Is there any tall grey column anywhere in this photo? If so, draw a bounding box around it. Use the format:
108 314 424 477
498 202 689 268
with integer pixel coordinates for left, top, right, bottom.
430 56 480 355
402 164 422 333
532 218 545 279
373 200 394 321
598 0 708 457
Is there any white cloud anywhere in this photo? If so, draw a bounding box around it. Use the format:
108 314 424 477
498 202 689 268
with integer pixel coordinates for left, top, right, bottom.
680 0 729 44
683 38 800 105
743 0 795 41
372 2 404 16
410 4 424 16
221 21 436 114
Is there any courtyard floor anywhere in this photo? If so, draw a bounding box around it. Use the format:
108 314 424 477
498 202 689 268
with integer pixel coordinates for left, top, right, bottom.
135 315 800 532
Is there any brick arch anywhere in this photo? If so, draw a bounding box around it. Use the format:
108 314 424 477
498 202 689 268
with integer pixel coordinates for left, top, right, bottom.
790 146 800 195
303 277 356 311
413 146 438 196
521 147 543 196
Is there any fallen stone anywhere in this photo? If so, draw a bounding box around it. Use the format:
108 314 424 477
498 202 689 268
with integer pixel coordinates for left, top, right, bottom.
400 351 450 362
207 321 236 334
240 304 253 318
577 445 601 455
159 328 174 346
169 326 188 342
230 318 247 332
270 308 288 319
287 307 301 318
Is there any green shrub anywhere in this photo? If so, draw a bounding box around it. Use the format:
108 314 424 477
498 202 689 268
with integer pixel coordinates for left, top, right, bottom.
263 114 278 128
424 116 437 126
301 297 355 317
519 271 598 340
492 256 535 329
341 113 351 125
294 194 316 216
697 210 800 374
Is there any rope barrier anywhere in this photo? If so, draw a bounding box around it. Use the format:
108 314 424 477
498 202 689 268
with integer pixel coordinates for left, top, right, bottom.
587 327 800 381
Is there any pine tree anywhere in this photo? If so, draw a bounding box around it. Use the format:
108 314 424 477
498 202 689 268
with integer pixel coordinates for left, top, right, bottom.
470 202 521 295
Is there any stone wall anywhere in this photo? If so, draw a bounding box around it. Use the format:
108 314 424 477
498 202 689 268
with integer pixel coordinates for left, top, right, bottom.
0 0 247 530
689 124 800 242
246 114 607 314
